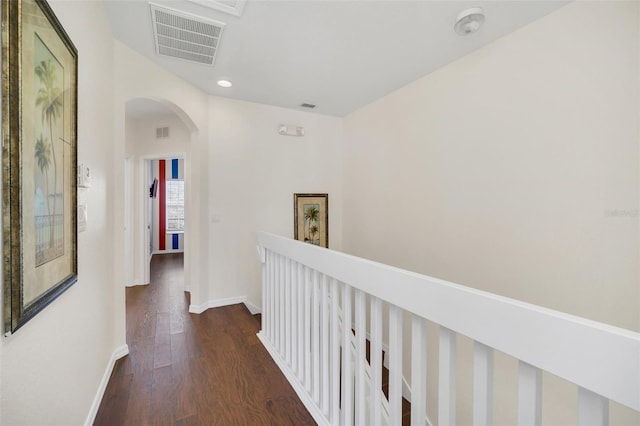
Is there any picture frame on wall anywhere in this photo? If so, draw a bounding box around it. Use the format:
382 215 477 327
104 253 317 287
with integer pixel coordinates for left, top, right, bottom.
294 193 328 248
2 0 78 333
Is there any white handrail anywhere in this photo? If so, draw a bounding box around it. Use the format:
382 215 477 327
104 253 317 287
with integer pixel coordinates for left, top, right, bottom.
257 231 640 413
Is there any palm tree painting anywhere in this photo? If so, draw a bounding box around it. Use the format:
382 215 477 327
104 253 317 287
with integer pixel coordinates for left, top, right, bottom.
34 133 52 219
34 35 64 266
303 204 320 245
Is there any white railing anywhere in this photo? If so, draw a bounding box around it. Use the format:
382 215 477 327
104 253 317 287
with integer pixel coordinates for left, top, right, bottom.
256 232 640 426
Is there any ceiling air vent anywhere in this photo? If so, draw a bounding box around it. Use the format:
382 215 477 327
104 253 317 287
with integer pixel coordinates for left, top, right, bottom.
150 3 225 66
186 0 247 17
300 103 316 109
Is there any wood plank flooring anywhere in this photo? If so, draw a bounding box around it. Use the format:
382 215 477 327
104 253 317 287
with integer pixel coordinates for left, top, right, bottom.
94 253 315 425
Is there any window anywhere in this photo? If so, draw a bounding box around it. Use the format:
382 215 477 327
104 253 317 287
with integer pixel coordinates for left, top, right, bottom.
166 180 184 232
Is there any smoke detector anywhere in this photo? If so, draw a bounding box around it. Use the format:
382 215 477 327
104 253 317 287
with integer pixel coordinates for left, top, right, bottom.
150 3 225 66
454 8 485 36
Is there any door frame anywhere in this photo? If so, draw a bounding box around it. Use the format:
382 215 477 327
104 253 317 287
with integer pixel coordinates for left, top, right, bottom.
138 153 187 285
124 156 134 286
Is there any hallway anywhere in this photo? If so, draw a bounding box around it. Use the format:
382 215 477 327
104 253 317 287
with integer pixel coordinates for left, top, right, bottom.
94 253 315 425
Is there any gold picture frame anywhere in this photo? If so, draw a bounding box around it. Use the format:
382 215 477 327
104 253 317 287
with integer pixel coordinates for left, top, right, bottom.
294 193 328 248
3 0 78 333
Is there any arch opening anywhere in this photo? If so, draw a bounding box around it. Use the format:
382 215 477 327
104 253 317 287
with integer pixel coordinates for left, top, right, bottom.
123 96 200 299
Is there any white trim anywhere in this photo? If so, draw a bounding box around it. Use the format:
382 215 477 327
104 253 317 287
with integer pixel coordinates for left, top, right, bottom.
257 332 330 426
399 376 434 426
189 296 247 314
124 156 135 287
126 280 149 288
152 249 184 255
351 321 392 374
402 376 411 404
357 328 416 419
244 300 261 315
186 0 246 17
84 344 129 426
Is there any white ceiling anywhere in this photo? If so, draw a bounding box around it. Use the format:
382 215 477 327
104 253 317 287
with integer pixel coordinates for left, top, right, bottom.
105 0 569 117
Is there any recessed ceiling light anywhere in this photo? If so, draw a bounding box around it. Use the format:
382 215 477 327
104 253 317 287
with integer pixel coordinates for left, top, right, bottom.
217 79 232 88
454 8 485 36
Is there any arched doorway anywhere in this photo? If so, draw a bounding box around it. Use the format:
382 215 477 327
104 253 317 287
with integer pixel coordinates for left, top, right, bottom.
124 98 198 291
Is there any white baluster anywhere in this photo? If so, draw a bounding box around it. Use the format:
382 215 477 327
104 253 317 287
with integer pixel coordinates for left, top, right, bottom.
389 304 404 425
321 274 330 416
473 342 494 426
285 258 292 365
297 263 305 381
355 289 367 426
312 270 321 404
411 315 427 426
517 361 542 426
274 254 281 354
260 249 265 334
370 296 383 426
279 254 285 356
439 327 457 426
341 285 354 426
291 261 298 374
304 266 312 392
330 279 341 426
578 387 609 426
264 250 271 342
270 252 276 345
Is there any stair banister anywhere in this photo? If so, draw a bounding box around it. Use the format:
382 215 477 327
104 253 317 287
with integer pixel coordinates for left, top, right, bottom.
256 231 640 425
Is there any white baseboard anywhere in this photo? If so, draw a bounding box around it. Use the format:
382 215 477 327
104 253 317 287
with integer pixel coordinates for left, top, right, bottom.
189 296 247 314
352 323 413 408
257 332 329 426
152 249 184 255
126 279 148 288
113 344 130 359
403 377 412 402
84 344 129 426
244 301 261 315
396 377 433 426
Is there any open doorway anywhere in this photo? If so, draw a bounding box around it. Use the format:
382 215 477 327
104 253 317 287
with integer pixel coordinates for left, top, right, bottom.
143 156 186 275
124 99 191 289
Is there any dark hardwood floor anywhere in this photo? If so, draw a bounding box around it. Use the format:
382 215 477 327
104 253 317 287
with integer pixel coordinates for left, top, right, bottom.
94 253 315 425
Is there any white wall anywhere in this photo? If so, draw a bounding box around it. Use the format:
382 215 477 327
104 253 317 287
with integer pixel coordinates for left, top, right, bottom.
114 42 344 313
126 113 190 157
207 96 343 309
342 1 638 425
114 40 209 308
1 1 119 424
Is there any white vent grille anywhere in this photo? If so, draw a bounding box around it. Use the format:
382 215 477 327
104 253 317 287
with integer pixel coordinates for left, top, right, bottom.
156 127 169 139
150 3 225 66
186 0 246 17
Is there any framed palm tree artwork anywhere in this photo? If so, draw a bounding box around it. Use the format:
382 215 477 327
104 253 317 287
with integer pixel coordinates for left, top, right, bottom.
2 0 78 334
294 194 328 248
